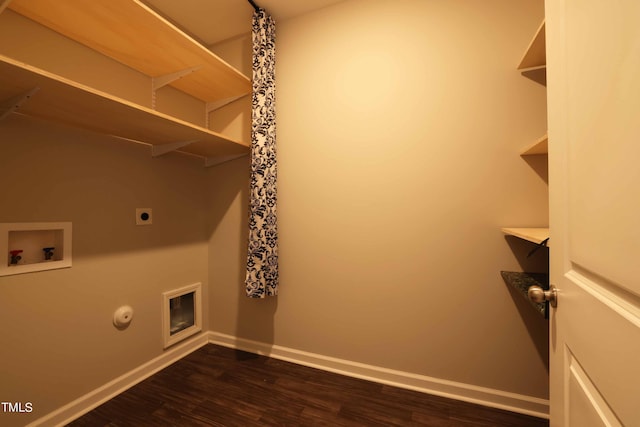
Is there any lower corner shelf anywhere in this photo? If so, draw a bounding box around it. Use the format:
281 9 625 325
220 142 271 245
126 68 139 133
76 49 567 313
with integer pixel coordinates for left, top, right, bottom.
500 271 550 318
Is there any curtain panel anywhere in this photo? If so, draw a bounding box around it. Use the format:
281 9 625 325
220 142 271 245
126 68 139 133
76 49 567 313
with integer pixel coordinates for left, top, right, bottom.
245 9 278 298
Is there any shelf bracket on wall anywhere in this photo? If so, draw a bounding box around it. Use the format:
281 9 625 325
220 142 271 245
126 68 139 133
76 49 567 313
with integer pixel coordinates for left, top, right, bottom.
0 0 13 15
151 66 201 109
206 94 248 113
204 153 248 168
205 94 249 127
152 67 201 91
151 140 198 157
527 238 550 258
0 87 39 121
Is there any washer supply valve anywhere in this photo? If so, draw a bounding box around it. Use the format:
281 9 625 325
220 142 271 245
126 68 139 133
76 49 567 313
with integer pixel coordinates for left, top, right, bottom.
9 250 23 265
43 247 55 261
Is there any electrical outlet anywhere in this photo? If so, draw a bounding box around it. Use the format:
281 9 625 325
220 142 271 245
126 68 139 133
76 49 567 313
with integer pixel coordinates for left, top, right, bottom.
136 208 152 225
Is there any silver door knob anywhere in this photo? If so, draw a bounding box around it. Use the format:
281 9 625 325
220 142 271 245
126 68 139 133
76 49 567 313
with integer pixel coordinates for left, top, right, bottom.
528 285 557 307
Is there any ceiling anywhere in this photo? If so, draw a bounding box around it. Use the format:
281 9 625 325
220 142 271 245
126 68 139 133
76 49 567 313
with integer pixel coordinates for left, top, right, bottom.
144 0 346 46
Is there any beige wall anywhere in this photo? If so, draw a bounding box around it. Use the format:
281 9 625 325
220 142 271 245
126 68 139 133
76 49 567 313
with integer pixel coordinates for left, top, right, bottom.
1 13 213 425
0 116 209 426
207 0 549 401
0 0 550 424
208 34 253 145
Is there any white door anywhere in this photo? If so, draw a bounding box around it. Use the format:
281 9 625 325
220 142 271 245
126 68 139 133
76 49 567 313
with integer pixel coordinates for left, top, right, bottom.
546 0 640 426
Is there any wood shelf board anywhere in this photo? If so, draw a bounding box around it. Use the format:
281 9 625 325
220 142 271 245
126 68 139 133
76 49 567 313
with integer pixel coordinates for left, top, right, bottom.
8 0 251 103
518 21 546 70
0 56 249 159
501 227 550 246
521 134 548 156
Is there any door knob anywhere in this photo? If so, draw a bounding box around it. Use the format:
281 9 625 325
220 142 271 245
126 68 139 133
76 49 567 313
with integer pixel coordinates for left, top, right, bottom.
528 285 557 307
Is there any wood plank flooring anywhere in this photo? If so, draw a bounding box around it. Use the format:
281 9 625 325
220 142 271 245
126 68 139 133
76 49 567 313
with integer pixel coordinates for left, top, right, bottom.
68 344 549 426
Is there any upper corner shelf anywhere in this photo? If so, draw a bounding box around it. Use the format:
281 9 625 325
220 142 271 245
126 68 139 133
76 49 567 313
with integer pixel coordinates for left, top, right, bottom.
520 133 548 156
8 0 251 103
502 227 549 246
518 21 546 69
518 20 546 86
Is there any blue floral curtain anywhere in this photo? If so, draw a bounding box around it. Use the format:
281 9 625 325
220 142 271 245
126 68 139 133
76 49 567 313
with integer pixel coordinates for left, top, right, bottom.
245 8 278 298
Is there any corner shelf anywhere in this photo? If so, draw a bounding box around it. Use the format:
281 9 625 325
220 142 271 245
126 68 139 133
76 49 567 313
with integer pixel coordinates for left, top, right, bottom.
520 134 548 156
501 21 550 322
518 21 546 86
500 271 549 318
2 0 251 165
501 228 549 246
501 19 549 248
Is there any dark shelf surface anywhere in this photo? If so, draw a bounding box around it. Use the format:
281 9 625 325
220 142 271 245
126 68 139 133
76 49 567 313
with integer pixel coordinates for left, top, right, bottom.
501 271 550 318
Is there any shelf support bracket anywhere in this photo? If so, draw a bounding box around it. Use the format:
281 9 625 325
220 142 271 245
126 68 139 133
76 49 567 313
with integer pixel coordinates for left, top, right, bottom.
152 67 201 91
151 66 201 109
0 87 39 121
151 140 198 157
204 153 249 168
206 94 249 113
0 0 13 15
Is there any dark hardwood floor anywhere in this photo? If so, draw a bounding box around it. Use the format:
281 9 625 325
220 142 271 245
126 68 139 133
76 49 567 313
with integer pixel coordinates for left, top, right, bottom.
68 344 549 426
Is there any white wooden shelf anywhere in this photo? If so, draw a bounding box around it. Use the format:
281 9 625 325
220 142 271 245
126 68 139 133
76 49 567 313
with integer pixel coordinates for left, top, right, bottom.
501 228 549 246
8 0 251 103
0 55 249 162
521 133 548 156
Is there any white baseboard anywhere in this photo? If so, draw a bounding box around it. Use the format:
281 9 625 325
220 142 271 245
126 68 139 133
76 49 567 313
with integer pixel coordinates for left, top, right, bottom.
28 333 209 427
207 331 549 419
29 330 548 426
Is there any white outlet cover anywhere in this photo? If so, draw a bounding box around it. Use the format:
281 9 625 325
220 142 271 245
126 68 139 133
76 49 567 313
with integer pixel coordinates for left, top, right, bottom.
136 208 152 225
